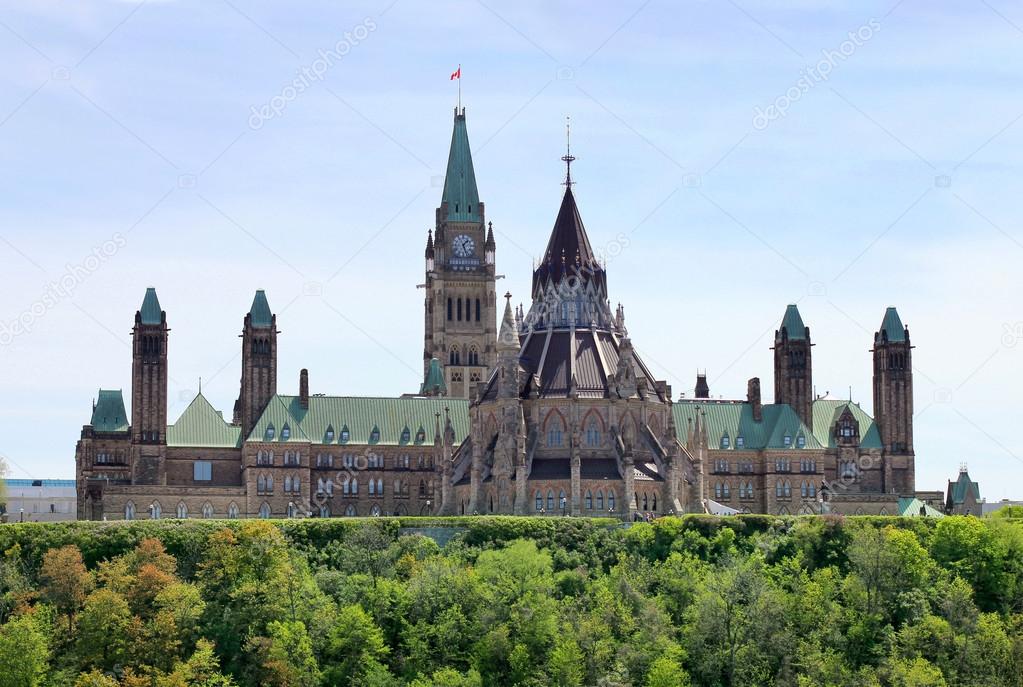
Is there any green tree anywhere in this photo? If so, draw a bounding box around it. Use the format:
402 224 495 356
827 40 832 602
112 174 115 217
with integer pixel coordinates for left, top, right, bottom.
262 620 320 687
74 589 135 671
548 636 584 687
0 613 48 687
323 604 389 685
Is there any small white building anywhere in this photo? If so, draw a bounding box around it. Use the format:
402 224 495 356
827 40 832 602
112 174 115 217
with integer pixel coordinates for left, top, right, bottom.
2 479 77 522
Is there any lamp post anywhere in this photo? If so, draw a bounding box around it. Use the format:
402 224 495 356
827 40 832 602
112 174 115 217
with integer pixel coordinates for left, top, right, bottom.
560 495 567 516
19 508 24 523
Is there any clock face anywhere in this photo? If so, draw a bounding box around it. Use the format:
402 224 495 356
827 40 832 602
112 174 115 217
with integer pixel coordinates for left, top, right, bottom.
453 234 475 257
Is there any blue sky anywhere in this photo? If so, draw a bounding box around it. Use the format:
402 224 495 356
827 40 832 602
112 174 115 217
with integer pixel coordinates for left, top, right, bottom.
1 0 1022 499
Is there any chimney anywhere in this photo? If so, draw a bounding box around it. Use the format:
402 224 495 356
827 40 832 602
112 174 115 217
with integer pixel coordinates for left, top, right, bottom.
695 372 710 399
299 368 309 409
747 377 762 422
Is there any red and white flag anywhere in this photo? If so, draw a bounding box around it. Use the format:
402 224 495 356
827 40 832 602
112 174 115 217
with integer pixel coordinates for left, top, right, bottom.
450 66 461 80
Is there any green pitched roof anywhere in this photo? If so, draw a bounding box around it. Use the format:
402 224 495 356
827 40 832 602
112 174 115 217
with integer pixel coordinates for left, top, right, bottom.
810 400 883 449
420 358 447 395
898 497 945 518
139 288 162 325
441 110 480 222
248 395 469 446
248 290 273 328
879 307 906 342
91 389 129 433
166 393 241 448
779 304 807 340
949 470 980 505
674 400 821 450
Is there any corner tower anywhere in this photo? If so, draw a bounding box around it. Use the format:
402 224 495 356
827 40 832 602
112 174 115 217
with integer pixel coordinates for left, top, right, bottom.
773 304 813 427
234 290 277 437
872 307 913 456
422 107 497 398
131 287 168 484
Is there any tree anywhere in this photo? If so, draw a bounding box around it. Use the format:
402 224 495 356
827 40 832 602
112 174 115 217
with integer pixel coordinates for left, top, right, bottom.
39 544 92 633
548 637 584 687
323 604 389 685
74 589 135 671
0 613 48 687
646 654 690 687
262 620 320 687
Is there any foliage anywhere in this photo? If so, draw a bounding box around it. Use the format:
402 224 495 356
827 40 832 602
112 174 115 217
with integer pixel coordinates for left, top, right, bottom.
0 515 1020 686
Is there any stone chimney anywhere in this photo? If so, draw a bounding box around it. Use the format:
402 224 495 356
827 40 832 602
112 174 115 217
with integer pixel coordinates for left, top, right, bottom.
299 368 309 409
747 377 762 422
695 372 710 399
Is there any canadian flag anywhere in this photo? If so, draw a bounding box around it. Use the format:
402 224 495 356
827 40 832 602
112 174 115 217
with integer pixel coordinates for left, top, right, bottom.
450 66 461 80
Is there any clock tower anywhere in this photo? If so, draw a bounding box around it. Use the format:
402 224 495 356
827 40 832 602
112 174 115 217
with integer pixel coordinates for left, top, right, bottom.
421 107 497 399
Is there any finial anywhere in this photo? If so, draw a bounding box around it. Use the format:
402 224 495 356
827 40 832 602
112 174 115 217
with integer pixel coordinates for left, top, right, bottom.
198 377 202 394
561 116 575 187
504 291 512 302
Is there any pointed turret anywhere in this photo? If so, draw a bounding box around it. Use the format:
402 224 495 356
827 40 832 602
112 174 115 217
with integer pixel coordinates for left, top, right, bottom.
533 186 603 293
774 304 813 427
441 108 481 222
425 229 435 259
139 287 163 325
779 304 808 340
873 306 913 464
235 290 277 436
248 290 273 328
498 293 518 352
131 287 169 482
420 358 447 397
878 306 908 343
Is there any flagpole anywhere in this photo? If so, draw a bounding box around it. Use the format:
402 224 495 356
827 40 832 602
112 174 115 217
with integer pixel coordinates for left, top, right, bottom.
458 63 461 111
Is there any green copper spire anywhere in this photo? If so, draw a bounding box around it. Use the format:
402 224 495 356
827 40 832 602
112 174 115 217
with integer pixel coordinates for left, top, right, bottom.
139 287 163 325
441 108 480 222
420 358 447 396
779 304 807 340
879 307 906 342
248 290 273 328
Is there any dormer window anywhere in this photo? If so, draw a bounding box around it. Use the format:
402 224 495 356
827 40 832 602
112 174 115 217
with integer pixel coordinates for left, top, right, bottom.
796 434 806 449
415 427 426 444
783 434 792 448
325 425 335 443
369 426 380 444
720 434 730 449
340 425 350 444
400 427 411 445
735 436 744 449
281 424 290 440
266 424 275 440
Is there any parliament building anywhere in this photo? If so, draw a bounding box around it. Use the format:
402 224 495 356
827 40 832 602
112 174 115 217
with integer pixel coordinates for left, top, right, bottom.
75 108 923 520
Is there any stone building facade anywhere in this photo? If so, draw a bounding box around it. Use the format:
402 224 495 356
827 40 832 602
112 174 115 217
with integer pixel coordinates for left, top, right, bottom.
75 106 919 520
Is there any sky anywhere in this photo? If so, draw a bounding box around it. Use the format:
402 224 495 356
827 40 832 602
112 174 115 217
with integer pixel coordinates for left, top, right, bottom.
1 0 1021 499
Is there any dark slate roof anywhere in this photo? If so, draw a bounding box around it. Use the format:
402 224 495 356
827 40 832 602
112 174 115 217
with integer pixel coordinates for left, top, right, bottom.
878 307 906 343
248 290 273 328
529 459 571 480
91 389 129 433
580 458 621 480
779 304 808 340
532 187 605 293
441 109 480 222
139 288 162 325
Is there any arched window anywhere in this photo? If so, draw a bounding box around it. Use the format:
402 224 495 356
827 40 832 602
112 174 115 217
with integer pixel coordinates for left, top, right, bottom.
596 490 604 511
325 425 335 443
370 426 380 444
124 501 136 521
585 490 593 510
547 490 554 511
266 424 275 440
468 346 479 366
377 478 384 495
642 493 648 510
715 483 723 499
344 504 357 517
652 494 657 511
586 419 601 446
535 491 543 512
546 414 564 447
457 298 462 321
202 502 214 519
449 346 460 366
401 427 411 444
319 504 330 518
607 491 616 511
259 502 271 518
176 502 187 519
284 476 293 493
340 425 350 443
784 481 791 497
149 501 161 519
721 434 730 449
370 504 382 516
228 502 239 519
281 424 290 440
368 479 376 496
447 298 453 321
351 478 358 495
475 298 481 321
558 490 566 511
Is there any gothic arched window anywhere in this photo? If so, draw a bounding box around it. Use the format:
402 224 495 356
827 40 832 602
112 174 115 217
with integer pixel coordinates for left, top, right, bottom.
344 504 357 517
176 502 187 519
608 491 616 511
259 502 271 518
596 490 604 511
228 502 239 518
475 298 481 321
447 298 453 321
449 346 460 366
585 490 593 510
457 298 462 321
535 491 543 512
124 501 136 521
202 502 214 519
546 490 554 511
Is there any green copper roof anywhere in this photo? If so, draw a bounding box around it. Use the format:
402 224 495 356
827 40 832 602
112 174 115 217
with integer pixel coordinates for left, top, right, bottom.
91 389 129 433
139 288 162 325
420 358 447 395
949 469 980 505
779 304 807 340
166 393 242 448
810 400 883 449
879 307 906 342
898 497 945 518
248 290 273 328
441 110 480 222
248 394 469 446
674 400 821 450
